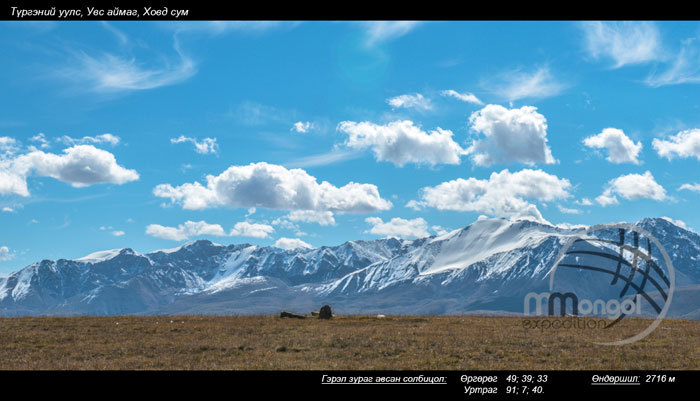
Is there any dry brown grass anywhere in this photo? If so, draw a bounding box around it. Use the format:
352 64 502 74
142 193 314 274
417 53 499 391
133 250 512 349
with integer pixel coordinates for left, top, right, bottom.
0 315 697 370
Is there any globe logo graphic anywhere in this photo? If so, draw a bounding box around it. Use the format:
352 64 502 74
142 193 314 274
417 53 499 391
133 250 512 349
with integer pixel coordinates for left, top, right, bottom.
549 223 675 345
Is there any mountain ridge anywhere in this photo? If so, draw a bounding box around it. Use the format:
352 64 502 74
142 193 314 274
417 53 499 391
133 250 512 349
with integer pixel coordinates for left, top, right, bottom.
1 217 698 318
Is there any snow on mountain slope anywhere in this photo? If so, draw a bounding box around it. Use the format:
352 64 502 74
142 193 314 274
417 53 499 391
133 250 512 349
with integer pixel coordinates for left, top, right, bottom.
0 217 697 316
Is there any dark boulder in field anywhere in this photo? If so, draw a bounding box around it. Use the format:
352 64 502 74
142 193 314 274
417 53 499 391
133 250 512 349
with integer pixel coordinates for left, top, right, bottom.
319 305 332 319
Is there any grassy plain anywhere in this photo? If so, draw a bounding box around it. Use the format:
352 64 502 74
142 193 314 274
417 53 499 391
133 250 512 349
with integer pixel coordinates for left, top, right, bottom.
0 315 697 370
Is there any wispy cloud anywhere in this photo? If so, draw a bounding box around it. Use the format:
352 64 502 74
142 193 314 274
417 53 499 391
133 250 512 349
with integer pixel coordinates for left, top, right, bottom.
440 89 483 105
100 22 128 46
580 21 663 68
285 149 363 168
59 35 195 93
485 66 567 102
360 21 421 47
645 38 700 87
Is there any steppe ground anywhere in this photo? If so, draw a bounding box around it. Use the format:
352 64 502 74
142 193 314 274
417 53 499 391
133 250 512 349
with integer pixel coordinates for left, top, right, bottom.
0 315 697 369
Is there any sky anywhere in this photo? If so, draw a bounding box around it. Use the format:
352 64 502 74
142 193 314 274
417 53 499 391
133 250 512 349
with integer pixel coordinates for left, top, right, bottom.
2 21 700 274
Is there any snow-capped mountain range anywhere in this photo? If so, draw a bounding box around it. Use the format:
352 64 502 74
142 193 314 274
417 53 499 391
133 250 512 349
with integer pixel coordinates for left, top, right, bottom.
1 217 699 318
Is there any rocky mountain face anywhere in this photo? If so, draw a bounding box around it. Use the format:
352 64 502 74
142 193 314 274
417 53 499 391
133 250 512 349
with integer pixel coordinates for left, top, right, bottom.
1 217 698 318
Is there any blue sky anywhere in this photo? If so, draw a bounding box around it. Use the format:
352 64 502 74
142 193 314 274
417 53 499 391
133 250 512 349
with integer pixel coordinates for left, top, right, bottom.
2 21 700 274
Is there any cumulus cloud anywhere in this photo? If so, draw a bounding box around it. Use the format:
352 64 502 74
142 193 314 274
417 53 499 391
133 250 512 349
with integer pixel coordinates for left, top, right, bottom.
583 128 643 164
0 145 139 196
170 135 218 154
58 133 120 147
153 162 392 213
0 169 28 196
230 221 275 239
580 21 662 68
386 93 432 111
487 67 566 101
145 220 226 241
111 230 125 237
275 237 312 250
286 210 336 226
365 216 429 239
408 168 571 222
291 121 313 133
466 105 556 166
338 120 465 166
440 89 483 105
596 171 668 206
0 246 13 261
652 129 700 161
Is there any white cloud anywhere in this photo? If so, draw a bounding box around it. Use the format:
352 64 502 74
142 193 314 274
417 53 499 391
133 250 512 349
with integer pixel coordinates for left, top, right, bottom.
274 237 312 250
111 230 125 237
170 135 218 154
557 205 582 214
230 221 275 239
466 104 556 166
61 37 195 92
555 222 589 230
153 162 392 213
285 149 363 168
575 198 594 206
0 170 28 196
145 220 226 241
680 183 700 193
580 21 662 68
595 192 619 207
338 120 465 166
487 67 566 101
583 128 642 164
0 246 13 261
409 168 571 222
0 145 139 196
286 210 336 226
365 216 429 239
661 216 686 229
386 93 432 111
440 89 483 105
58 133 120 147
652 129 700 161
2 207 15 213
431 225 450 236
361 21 421 46
30 133 50 149
596 171 668 206
0 137 19 157
291 121 313 133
